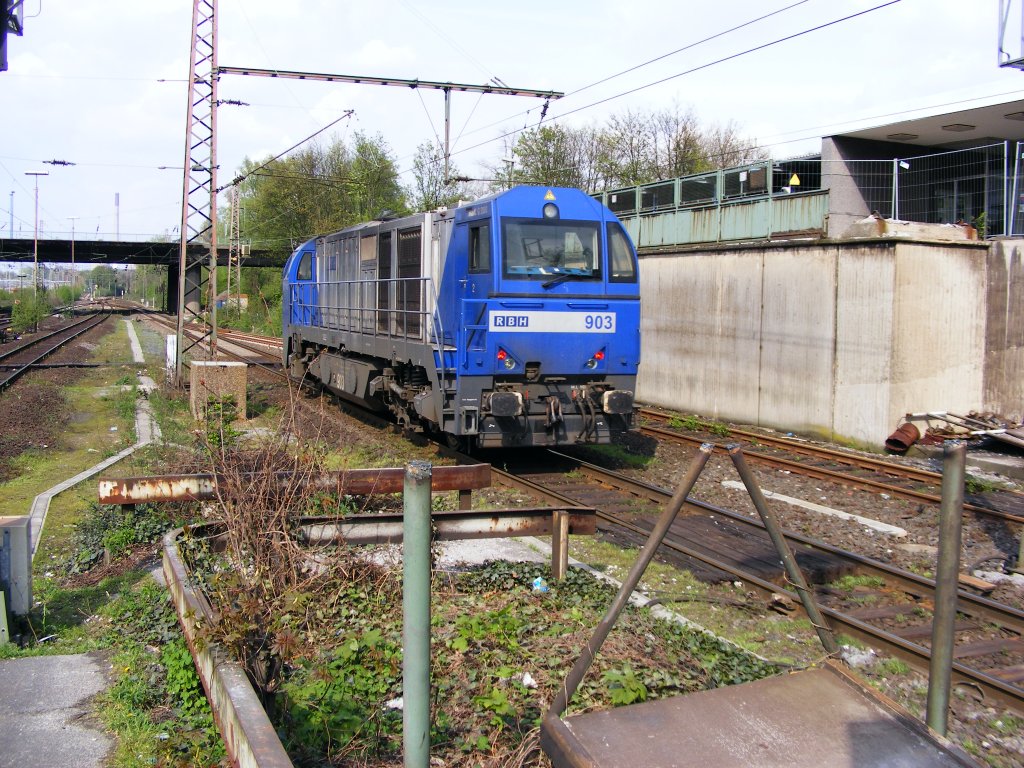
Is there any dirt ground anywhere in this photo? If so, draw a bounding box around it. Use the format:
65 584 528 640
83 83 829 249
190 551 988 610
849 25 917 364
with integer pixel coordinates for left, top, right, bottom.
0 316 114 482
607 427 1024 610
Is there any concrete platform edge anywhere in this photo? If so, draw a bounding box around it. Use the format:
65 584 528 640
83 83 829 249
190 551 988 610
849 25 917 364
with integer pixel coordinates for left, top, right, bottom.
162 529 293 768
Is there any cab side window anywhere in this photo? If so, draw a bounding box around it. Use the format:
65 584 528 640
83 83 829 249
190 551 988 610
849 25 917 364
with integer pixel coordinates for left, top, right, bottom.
607 223 637 283
297 251 313 281
469 224 491 273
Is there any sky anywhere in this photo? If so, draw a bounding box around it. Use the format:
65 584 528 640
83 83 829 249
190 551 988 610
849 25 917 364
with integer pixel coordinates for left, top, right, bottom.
2 0 1023 246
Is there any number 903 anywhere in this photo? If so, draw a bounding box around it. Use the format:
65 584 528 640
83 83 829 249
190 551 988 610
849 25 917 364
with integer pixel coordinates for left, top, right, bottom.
584 314 614 331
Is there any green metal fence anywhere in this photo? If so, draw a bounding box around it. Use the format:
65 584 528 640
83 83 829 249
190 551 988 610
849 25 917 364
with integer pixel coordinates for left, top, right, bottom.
592 143 1023 248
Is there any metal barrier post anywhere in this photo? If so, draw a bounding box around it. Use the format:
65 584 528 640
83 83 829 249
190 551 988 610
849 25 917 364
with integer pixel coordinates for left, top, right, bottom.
927 440 966 736
0 529 9 645
728 444 839 655
548 443 715 718
551 509 569 580
403 460 432 768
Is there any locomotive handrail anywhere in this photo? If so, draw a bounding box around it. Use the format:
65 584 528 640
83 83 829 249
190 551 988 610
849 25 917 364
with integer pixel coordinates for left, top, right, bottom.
458 297 490 372
289 275 454 392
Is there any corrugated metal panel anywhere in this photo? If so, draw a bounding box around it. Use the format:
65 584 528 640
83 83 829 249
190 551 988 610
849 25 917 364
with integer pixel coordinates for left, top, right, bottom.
720 199 770 240
686 207 720 243
622 192 830 248
771 191 829 236
622 217 640 246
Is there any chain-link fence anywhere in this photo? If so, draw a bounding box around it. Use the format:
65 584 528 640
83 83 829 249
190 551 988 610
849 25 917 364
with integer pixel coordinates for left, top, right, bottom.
843 143 1010 236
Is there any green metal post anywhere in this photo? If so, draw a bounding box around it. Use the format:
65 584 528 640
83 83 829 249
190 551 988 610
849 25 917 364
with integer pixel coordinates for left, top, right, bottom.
927 440 965 736
403 460 432 768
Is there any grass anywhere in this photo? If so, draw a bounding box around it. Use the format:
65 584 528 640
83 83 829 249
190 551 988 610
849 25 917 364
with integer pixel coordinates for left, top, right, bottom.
965 474 1003 495
664 412 730 437
828 574 886 591
576 442 655 469
568 537 819 666
0 385 136 521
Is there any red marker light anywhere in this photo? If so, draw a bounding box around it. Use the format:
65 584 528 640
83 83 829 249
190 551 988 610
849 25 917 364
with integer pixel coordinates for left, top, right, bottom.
497 348 507 361
593 350 605 360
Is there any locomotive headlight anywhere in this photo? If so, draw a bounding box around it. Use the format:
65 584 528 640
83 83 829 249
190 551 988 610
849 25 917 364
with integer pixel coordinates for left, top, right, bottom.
497 348 516 369
504 358 516 369
542 202 559 219
585 358 597 369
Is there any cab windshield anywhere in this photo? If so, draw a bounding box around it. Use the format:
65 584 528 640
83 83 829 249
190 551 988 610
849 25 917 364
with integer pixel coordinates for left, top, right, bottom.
501 218 601 281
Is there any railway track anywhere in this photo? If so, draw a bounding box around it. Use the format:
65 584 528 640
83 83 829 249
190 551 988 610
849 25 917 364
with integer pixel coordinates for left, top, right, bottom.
145 315 284 374
0 311 110 392
639 408 1024 525
488 449 1024 714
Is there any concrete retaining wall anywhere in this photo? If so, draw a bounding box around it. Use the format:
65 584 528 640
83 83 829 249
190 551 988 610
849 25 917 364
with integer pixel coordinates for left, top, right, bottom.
637 237 1017 446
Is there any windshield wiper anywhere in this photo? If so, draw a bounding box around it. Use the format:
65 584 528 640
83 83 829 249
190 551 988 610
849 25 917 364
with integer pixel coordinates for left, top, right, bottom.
542 273 575 289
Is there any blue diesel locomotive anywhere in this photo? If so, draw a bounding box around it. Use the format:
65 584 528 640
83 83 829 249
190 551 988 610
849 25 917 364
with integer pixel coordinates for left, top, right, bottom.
282 185 640 449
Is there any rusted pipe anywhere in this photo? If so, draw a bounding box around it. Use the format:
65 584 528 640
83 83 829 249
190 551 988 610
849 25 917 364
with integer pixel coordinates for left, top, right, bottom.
885 422 920 453
547 443 715 718
727 444 839 655
926 440 965 736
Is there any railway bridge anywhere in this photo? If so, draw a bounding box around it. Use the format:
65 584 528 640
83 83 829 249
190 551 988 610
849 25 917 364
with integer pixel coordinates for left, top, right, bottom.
0 237 285 312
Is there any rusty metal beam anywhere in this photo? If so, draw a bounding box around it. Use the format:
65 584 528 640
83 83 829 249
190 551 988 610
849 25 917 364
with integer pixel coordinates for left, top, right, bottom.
98 464 492 505
298 507 596 545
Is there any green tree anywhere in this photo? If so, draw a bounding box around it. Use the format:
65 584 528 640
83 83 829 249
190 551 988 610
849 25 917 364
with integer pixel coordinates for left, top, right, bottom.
235 132 407 257
128 265 167 309
349 132 407 221
500 105 766 193
88 265 118 297
501 124 601 190
11 288 50 332
54 284 82 306
407 142 469 211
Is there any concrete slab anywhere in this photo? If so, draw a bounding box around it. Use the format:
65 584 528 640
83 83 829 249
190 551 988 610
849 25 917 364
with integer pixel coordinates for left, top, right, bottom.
0 653 113 768
910 444 1024 483
542 662 976 768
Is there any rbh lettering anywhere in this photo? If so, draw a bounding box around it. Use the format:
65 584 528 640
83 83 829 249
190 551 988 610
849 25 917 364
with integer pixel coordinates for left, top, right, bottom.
494 315 529 328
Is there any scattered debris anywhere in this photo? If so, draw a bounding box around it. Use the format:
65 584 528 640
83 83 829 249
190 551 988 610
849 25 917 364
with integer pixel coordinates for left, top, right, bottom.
840 644 878 669
900 411 1024 451
768 593 796 614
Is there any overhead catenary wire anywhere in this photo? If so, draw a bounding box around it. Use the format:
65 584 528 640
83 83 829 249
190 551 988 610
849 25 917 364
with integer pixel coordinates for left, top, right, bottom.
447 0 904 164
219 110 356 193
565 0 812 99
450 0 817 148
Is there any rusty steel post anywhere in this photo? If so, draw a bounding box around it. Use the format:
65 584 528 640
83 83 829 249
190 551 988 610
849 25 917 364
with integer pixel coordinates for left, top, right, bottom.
548 443 715 718
551 509 570 581
727 444 839 655
927 440 966 736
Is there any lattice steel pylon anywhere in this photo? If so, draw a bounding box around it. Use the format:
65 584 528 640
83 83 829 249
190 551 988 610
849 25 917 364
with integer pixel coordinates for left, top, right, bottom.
225 183 241 302
175 0 219 383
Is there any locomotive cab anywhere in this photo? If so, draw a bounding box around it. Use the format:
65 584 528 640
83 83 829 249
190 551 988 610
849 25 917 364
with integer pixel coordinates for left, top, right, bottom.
440 187 641 448
281 238 318 374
